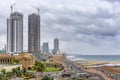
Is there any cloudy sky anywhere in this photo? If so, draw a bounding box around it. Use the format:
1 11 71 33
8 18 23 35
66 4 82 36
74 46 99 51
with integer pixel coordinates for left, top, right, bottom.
0 0 120 55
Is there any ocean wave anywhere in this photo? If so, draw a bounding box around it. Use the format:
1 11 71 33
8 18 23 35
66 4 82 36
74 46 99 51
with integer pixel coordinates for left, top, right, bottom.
66 55 83 61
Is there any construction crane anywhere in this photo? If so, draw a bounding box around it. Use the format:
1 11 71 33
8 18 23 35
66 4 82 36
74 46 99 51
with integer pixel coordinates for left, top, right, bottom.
31 5 40 14
11 2 16 13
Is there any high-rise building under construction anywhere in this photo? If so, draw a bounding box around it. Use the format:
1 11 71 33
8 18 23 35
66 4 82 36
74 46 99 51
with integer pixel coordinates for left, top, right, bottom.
28 13 40 53
7 12 23 53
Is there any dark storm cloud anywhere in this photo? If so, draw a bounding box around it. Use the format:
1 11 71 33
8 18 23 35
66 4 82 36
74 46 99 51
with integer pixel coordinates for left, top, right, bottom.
42 4 120 41
104 0 120 3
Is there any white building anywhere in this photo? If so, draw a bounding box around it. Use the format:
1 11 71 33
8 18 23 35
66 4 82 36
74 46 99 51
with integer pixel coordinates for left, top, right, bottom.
7 12 23 53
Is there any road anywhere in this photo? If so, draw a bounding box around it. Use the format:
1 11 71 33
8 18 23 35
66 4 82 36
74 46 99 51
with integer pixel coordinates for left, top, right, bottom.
64 59 105 80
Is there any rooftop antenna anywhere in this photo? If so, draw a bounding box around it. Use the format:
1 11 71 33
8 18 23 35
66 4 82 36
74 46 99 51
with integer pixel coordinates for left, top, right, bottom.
11 2 16 13
31 5 40 14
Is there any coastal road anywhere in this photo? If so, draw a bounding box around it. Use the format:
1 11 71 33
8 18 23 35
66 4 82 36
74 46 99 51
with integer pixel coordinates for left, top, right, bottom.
64 60 105 80
84 68 113 80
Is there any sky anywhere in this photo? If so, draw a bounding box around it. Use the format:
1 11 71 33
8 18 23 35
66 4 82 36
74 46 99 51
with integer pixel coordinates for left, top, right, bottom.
0 0 120 55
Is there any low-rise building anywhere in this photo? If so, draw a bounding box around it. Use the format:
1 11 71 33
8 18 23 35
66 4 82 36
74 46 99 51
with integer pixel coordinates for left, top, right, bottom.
0 52 35 69
0 53 14 64
15 53 35 69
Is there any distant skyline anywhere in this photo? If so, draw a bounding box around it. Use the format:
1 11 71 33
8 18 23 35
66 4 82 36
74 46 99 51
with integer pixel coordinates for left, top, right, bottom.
0 0 120 55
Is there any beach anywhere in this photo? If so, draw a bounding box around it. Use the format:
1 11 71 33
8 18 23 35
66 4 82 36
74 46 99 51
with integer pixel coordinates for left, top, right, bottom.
74 60 120 67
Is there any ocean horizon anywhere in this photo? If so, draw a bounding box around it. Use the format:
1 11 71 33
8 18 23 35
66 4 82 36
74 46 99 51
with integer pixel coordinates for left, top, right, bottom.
67 54 120 62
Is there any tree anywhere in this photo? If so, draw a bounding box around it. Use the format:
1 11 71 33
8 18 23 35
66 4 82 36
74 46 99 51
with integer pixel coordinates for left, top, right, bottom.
12 68 17 77
1 69 6 74
16 67 22 76
12 58 19 64
34 61 45 72
6 72 13 79
34 61 45 78
0 69 9 80
12 67 22 77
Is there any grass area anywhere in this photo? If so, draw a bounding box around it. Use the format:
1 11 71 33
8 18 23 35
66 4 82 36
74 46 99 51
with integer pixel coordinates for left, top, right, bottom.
57 78 64 80
28 70 36 72
28 67 62 72
44 67 61 72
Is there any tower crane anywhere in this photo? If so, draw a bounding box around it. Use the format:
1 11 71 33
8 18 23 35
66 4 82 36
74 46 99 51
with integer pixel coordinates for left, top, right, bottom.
11 2 16 13
31 5 40 14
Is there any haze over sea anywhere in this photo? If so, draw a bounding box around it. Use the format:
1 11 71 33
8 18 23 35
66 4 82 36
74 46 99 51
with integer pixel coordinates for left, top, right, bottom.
67 54 120 62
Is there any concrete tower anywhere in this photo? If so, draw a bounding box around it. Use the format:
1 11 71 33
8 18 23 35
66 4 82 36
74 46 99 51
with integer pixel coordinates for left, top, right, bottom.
7 12 23 53
28 13 40 53
54 38 59 51
52 38 59 54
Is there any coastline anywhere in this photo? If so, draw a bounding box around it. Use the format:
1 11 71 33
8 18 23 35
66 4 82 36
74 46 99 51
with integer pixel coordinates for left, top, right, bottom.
66 55 120 80
66 55 120 67
75 60 120 68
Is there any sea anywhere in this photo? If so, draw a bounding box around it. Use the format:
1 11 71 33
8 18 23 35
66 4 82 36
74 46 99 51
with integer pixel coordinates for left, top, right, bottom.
67 54 120 62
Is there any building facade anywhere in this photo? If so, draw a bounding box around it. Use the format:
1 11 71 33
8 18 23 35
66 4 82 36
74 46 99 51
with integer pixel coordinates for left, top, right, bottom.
15 53 35 69
0 53 35 69
43 42 49 54
28 13 40 53
7 12 23 53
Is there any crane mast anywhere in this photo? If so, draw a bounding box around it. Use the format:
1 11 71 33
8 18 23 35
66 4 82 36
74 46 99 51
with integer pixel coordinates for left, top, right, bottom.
31 5 40 14
11 3 16 13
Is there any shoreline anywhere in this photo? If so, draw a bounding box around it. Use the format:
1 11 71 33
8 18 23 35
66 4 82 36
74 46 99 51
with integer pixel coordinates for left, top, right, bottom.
67 57 120 79
66 55 120 67
67 55 120 62
68 58 120 68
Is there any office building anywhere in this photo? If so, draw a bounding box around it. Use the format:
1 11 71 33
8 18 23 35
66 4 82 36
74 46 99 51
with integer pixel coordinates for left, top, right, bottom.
53 38 59 54
43 42 49 54
28 13 40 53
54 38 59 51
7 12 23 53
